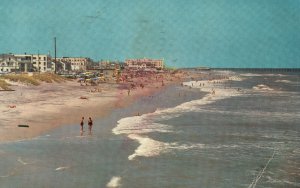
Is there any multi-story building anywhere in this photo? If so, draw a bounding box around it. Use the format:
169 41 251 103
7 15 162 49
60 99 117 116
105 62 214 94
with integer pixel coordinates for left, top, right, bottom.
14 54 51 72
1 53 97 73
14 54 34 72
99 60 110 68
56 57 90 71
125 58 164 70
32 54 51 72
47 61 56 72
33 54 50 72
0 54 20 72
99 60 124 69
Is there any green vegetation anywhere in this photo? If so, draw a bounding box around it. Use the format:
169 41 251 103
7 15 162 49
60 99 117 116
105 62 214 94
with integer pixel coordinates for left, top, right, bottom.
0 79 11 90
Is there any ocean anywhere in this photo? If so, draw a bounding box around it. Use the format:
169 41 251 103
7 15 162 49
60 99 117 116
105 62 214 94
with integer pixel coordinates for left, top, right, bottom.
0 70 299 188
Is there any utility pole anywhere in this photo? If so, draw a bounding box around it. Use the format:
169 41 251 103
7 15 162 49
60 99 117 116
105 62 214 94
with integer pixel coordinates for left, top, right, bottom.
54 37 57 74
38 51 40 73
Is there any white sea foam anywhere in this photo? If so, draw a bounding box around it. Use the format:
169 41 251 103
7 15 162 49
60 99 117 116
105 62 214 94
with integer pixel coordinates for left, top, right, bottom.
127 133 239 160
229 76 244 81
127 134 205 160
241 73 286 77
292 148 300 154
194 109 300 120
0 172 15 178
240 73 263 77
275 79 298 85
0 174 10 178
17 157 30 165
106 176 121 187
113 79 242 160
252 84 274 91
128 134 167 160
55 166 69 171
113 117 173 135
1 167 17 178
213 70 235 74
275 79 292 83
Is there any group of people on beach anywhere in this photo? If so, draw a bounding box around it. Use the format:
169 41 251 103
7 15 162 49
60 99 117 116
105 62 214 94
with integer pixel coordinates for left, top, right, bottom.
80 117 93 135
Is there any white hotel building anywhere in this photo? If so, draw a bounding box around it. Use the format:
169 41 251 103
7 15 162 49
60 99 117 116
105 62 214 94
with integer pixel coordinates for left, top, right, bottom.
125 58 164 70
56 57 89 71
14 54 50 72
32 54 51 72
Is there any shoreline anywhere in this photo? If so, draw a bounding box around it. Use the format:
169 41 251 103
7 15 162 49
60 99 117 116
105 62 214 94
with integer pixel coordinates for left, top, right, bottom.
112 76 244 161
0 71 196 142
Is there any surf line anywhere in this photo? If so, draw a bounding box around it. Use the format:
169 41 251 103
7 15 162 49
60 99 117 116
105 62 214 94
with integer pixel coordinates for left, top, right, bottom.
17 157 31 165
248 149 276 188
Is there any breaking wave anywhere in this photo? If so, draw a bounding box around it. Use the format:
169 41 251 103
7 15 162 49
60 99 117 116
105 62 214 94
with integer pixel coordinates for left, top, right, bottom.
113 79 243 160
106 176 121 187
252 84 274 91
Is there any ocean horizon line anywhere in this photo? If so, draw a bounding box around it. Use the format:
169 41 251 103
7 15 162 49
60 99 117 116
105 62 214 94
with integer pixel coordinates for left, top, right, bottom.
179 67 300 72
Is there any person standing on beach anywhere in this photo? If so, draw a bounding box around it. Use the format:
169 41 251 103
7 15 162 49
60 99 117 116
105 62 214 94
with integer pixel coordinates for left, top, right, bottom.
88 117 93 133
80 117 84 132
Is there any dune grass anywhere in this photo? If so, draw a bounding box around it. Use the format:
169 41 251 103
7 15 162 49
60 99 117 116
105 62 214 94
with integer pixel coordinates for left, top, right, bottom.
0 73 66 87
0 79 11 90
1 74 40 86
32 73 66 83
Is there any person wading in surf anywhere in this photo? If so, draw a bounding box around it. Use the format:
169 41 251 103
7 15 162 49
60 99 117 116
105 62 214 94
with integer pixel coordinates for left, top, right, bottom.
88 117 93 134
80 117 84 132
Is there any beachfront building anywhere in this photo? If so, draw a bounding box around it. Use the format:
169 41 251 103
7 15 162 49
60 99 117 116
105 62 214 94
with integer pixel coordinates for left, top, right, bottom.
56 57 90 71
99 60 124 70
47 62 56 72
32 54 51 72
14 54 34 72
0 54 20 73
14 54 51 72
54 58 72 72
125 58 164 70
99 60 110 68
0 53 94 73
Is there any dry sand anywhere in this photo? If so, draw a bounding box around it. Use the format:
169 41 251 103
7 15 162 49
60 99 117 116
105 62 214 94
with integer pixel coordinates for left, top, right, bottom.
0 72 192 142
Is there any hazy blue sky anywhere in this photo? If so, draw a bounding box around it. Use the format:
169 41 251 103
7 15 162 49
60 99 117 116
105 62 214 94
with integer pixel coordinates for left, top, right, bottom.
0 0 299 68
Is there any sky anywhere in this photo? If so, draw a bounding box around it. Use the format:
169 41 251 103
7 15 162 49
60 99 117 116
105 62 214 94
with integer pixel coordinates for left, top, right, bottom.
0 0 299 68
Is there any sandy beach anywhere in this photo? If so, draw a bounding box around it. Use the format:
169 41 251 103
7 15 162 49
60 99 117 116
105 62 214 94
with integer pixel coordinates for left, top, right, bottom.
0 71 192 142
1 70 299 188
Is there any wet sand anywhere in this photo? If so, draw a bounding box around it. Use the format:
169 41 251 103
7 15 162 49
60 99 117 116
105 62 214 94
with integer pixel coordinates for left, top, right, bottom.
0 71 193 142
